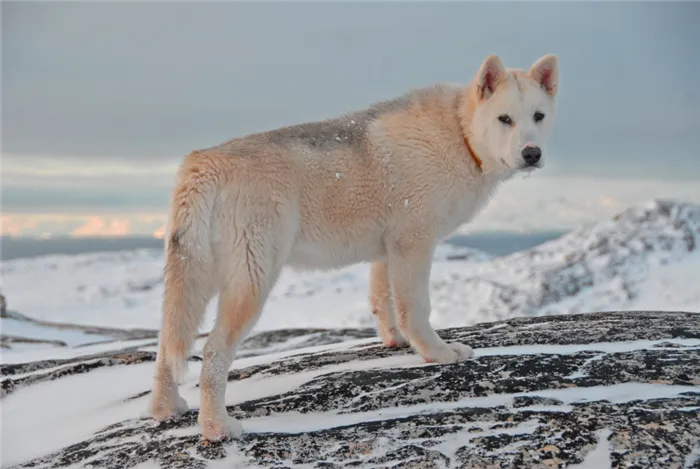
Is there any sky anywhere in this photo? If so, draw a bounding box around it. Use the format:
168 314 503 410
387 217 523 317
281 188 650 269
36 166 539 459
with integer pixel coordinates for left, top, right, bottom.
2 1 700 238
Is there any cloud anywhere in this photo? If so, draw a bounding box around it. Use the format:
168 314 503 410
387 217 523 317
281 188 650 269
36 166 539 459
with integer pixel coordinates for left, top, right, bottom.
71 217 132 237
1 213 167 238
152 224 166 239
1 217 38 236
1 153 176 212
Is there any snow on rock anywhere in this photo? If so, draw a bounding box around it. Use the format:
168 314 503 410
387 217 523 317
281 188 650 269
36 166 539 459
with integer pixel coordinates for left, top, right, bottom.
0 328 378 398
0 308 159 353
2 311 699 468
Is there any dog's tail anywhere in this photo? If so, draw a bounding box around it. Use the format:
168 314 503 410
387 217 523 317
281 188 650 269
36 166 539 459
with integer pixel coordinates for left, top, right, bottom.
158 152 218 383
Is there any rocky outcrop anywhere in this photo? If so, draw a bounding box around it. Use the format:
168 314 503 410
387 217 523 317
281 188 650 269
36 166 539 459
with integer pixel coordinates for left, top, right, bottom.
0 292 7 317
4 311 699 469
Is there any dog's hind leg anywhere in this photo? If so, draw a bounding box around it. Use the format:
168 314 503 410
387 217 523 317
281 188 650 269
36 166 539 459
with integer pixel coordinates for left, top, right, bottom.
149 215 216 421
370 261 406 347
196 214 291 441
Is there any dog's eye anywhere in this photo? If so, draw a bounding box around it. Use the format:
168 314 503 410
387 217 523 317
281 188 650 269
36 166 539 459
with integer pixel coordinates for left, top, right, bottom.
498 114 512 125
533 111 545 123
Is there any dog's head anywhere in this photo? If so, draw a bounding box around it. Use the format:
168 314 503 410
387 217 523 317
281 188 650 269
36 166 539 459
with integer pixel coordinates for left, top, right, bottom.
464 54 559 174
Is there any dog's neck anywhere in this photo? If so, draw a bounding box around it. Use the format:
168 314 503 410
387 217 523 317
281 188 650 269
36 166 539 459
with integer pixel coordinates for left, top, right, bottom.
462 133 483 170
457 86 484 172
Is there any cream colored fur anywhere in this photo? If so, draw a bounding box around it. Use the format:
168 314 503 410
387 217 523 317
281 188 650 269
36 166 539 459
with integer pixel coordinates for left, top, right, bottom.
149 54 560 441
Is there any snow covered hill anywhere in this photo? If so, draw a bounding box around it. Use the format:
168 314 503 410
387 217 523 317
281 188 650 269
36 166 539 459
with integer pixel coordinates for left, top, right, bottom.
1 199 699 347
430 198 700 324
2 311 699 468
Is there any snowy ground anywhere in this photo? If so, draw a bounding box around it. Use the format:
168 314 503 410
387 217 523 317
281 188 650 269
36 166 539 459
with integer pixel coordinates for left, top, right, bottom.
0 244 487 334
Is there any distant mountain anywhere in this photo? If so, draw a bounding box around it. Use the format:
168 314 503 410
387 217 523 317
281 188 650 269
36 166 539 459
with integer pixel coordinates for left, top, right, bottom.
429 199 700 325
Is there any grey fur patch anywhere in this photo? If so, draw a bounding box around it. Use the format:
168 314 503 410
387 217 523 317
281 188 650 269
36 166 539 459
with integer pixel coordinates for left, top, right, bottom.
260 92 415 152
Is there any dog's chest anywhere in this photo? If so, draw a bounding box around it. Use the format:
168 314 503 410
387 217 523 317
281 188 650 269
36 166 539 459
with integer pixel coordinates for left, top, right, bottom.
433 180 498 239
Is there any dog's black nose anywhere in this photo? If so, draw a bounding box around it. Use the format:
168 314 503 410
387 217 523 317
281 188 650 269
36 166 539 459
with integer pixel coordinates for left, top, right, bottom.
522 146 542 166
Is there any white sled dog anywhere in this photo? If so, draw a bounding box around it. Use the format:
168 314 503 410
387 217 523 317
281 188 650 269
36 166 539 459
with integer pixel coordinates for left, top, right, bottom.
149 54 560 441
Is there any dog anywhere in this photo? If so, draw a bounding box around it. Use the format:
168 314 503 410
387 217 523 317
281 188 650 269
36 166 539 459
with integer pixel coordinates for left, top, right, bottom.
148 54 560 441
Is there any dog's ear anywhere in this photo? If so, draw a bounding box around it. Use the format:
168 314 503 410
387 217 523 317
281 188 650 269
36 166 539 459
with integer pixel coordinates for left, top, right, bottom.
475 55 506 100
529 54 558 97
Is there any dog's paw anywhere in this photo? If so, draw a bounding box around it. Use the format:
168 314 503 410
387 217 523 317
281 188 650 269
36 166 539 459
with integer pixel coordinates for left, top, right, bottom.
422 342 474 364
378 326 408 348
199 414 243 442
149 393 189 421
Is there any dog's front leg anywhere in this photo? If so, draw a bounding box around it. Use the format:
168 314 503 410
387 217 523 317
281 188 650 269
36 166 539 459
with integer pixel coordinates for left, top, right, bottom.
388 238 474 363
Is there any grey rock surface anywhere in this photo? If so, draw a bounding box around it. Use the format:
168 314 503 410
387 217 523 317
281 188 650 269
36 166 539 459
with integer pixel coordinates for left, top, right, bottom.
4 311 700 469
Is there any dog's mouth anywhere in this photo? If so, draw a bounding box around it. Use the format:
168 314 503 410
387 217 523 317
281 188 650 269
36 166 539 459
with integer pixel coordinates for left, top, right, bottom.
521 161 544 171
500 159 544 171
499 158 544 172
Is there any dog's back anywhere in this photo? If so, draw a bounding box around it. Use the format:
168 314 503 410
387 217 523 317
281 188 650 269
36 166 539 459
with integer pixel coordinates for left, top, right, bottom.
172 83 472 269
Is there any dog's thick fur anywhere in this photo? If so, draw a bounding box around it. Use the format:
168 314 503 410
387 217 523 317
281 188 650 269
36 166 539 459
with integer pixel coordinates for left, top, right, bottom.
149 54 560 441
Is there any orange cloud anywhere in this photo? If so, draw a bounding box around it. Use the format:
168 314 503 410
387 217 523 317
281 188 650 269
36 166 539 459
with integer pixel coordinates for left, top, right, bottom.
71 217 132 237
1 216 38 236
152 224 166 239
